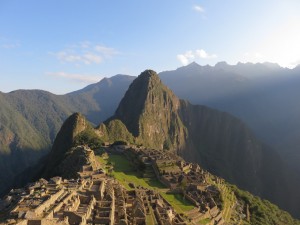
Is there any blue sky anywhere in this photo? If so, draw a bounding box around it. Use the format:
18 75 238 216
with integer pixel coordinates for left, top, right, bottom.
0 0 300 94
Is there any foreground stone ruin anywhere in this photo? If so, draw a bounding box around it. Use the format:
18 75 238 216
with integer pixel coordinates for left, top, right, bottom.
1 145 227 225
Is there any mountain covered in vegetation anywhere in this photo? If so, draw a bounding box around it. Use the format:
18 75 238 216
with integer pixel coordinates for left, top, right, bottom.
0 75 134 195
101 70 299 217
33 70 300 224
2 64 300 220
160 62 300 174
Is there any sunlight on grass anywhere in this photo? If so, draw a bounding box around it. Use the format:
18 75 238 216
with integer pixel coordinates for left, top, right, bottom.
161 193 194 213
97 153 195 213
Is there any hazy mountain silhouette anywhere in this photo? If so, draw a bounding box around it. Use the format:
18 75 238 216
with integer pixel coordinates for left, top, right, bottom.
0 75 134 195
104 70 300 217
160 62 300 173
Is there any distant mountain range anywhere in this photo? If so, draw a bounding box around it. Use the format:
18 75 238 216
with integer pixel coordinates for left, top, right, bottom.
160 62 300 172
0 75 134 195
101 70 300 218
36 70 300 220
12 111 300 225
1 62 300 218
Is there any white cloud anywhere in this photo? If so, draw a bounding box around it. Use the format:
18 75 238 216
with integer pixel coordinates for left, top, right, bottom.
82 53 102 64
177 49 217 65
95 45 119 57
194 5 205 13
290 59 300 68
56 51 81 63
243 52 264 63
46 72 103 83
242 17 300 68
196 49 217 59
177 50 195 66
177 55 189 66
52 42 119 65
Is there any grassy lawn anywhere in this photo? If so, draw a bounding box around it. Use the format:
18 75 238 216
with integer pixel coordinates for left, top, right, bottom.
198 218 211 224
97 153 195 213
108 154 166 190
146 208 156 225
96 155 107 165
160 193 194 213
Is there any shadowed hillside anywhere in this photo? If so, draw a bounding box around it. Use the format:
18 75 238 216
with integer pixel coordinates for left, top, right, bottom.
0 75 134 195
104 70 300 218
160 62 300 174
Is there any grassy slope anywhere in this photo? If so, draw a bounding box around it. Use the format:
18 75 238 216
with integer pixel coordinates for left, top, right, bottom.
0 75 134 196
97 153 194 213
228 184 300 225
96 151 300 225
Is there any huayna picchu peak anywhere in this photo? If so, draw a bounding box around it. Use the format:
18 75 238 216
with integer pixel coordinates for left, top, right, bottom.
1 70 300 225
110 70 186 151
103 70 294 216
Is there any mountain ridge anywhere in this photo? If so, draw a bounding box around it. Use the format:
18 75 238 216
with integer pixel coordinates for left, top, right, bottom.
30 69 300 222
101 70 296 216
0 62 297 218
0 74 135 196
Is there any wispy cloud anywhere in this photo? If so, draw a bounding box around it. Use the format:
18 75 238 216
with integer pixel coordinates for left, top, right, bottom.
243 52 264 61
177 51 195 65
196 49 217 59
0 37 20 49
193 5 205 13
1 43 20 49
52 42 119 65
94 45 119 57
46 72 103 83
177 49 217 65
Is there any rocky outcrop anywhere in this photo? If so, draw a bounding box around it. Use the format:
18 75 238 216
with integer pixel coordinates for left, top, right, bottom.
104 70 294 216
42 113 90 178
111 70 187 150
0 75 134 196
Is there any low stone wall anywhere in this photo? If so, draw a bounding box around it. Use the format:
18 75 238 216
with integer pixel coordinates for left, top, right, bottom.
34 189 65 216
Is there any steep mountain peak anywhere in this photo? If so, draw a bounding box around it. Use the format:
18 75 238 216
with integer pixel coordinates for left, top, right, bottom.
100 77 113 86
262 62 281 69
108 69 186 150
136 69 161 87
186 61 200 68
68 74 135 95
110 74 135 81
176 61 202 72
42 112 89 178
215 61 230 69
139 69 158 77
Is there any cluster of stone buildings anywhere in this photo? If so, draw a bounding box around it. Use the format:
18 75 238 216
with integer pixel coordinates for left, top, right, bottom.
0 146 188 225
0 144 228 225
124 147 225 225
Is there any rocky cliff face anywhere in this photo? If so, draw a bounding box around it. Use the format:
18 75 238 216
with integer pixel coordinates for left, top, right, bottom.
42 113 89 178
0 75 134 196
105 70 295 216
14 69 299 218
111 70 187 150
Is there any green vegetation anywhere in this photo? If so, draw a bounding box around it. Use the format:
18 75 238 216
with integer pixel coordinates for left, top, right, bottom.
156 160 180 174
105 119 134 143
160 193 194 213
146 208 156 225
229 184 300 225
0 75 134 195
74 127 103 150
106 154 164 190
97 153 194 213
198 218 211 225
